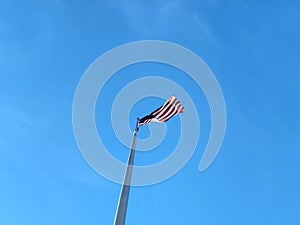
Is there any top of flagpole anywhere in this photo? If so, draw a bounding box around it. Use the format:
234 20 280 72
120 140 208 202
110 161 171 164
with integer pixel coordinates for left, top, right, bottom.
133 118 140 135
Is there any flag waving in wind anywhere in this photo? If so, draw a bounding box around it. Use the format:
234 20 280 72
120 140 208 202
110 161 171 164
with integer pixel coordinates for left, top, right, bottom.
138 96 184 126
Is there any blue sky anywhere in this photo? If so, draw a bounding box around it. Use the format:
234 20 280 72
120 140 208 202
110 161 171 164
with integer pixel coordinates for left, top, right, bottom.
1 0 299 224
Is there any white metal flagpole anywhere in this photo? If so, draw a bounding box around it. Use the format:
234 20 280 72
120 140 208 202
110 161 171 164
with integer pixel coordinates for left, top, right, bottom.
113 118 140 225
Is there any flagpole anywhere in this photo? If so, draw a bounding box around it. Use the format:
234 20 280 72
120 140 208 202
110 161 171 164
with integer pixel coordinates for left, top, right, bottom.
113 118 140 225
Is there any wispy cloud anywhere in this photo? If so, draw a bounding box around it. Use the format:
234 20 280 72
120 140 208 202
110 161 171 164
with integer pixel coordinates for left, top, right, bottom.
108 0 217 43
0 104 44 145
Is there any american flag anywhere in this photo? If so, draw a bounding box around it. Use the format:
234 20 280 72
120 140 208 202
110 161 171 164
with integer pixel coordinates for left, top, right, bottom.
138 96 184 126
